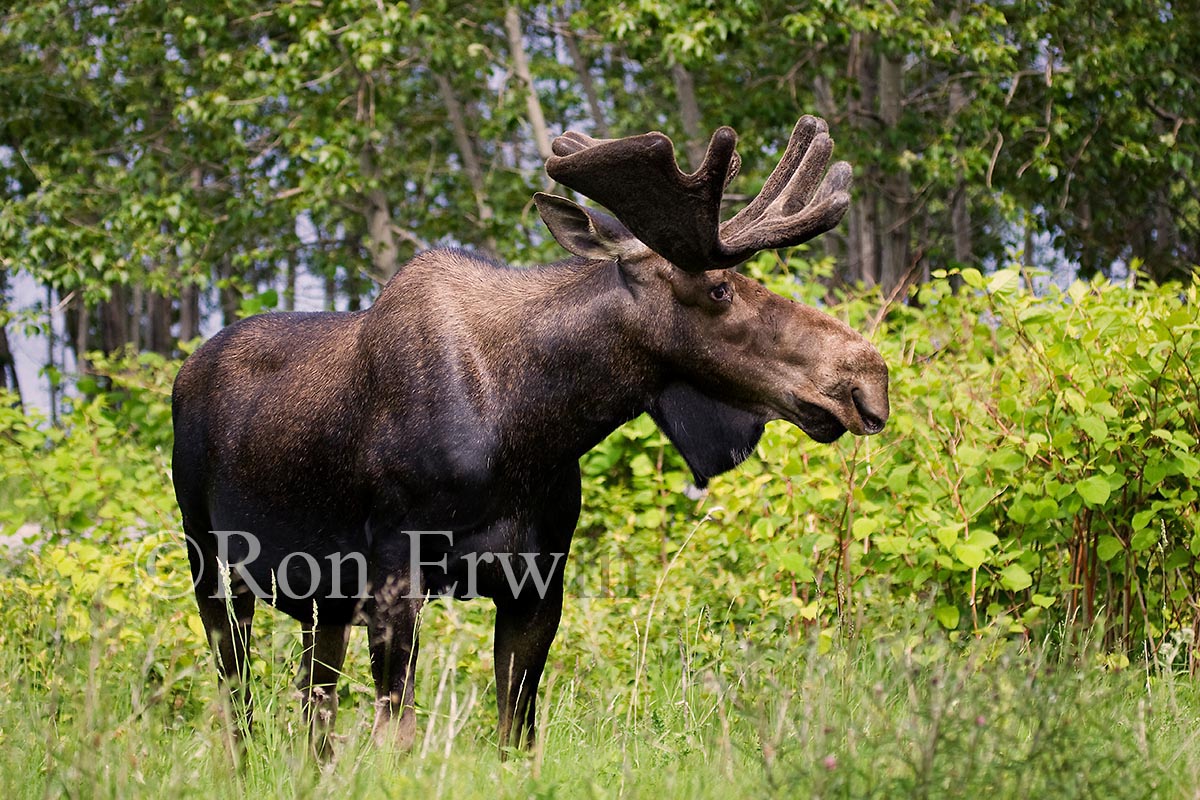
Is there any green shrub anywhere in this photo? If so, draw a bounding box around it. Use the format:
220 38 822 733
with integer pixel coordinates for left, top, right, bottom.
2 271 1196 684
574 268 1200 669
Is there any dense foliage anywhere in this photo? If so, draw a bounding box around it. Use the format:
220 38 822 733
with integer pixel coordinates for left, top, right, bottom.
3 275 1196 672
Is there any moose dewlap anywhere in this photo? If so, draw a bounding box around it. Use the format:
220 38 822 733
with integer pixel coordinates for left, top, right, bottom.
171 114 889 759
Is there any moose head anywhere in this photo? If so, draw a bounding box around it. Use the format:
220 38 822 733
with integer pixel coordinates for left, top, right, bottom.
534 115 889 483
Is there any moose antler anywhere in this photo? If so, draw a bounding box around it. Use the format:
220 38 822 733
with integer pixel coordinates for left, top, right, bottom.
545 116 851 272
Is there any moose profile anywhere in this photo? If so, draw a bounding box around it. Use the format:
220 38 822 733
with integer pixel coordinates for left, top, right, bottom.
171 114 889 759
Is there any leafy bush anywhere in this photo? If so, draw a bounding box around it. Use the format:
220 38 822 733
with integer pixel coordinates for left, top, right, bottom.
1 271 1196 689
573 268 1200 669
0 363 176 542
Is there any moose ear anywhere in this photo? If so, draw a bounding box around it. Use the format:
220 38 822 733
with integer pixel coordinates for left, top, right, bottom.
534 192 642 261
649 383 766 489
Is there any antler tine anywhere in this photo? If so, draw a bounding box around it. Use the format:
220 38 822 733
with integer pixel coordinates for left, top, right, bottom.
719 116 852 260
723 116 826 229
543 115 849 271
545 126 741 271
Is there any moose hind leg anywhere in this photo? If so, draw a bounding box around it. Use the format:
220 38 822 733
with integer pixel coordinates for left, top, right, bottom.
367 574 425 750
493 586 564 754
194 582 257 740
298 624 351 761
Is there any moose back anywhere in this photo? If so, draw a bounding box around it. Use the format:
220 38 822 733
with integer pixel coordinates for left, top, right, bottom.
171 115 889 758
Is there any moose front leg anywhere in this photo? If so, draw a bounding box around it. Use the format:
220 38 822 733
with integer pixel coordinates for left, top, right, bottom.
298 623 350 761
493 581 564 754
368 574 425 750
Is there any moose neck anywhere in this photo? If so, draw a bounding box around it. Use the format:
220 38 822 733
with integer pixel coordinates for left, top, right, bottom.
363 251 662 467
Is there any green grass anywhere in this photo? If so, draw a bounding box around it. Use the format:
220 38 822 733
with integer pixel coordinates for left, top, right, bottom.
0 595 1196 800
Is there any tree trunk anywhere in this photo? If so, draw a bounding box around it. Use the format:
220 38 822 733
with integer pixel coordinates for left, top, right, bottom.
359 144 401 282
844 34 879 286
70 293 90 374
853 195 879 287
218 255 241 326
877 53 910 293
949 73 973 276
672 64 706 170
180 282 200 342
324 269 337 312
345 256 363 312
99 286 129 355
180 165 204 342
0 269 20 404
130 284 143 352
505 5 554 164
560 14 610 137
432 70 497 256
0 318 19 405
951 183 972 267
283 254 297 312
1023 210 1036 267
147 291 173 354
47 286 57 421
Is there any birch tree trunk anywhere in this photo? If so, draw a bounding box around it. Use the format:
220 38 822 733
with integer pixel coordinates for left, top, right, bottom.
505 5 554 164
432 70 497 256
560 14 609 138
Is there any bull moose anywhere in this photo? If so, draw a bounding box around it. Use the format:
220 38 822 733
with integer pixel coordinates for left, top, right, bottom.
171 114 889 759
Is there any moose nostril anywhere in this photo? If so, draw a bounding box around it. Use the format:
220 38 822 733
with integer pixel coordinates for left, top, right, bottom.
851 388 886 435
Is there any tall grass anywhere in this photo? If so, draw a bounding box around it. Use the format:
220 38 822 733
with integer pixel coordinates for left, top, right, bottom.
0 591 1195 799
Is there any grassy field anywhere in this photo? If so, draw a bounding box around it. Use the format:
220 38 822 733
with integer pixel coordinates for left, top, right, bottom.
0 587 1196 800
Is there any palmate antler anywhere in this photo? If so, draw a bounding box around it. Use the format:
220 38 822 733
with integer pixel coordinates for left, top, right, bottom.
544 116 852 272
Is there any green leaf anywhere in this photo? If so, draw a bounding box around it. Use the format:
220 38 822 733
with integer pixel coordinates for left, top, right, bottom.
956 445 985 466
851 517 879 539
935 527 959 550
965 529 1000 549
999 564 1032 591
1130 529 1158 552
1077 416 1108 441
629 454 655 477
1076 476 1111 506
1096 535 1124 562
934 604 960 630
987 268 1020 294
954 543 987 569
988 449 1026 472
812 534 837 553
886 463 916 493
1032 593 1056 608
1131 509 1156 530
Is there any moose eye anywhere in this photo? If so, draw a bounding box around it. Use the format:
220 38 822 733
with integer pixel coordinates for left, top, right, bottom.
709 282 733 303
